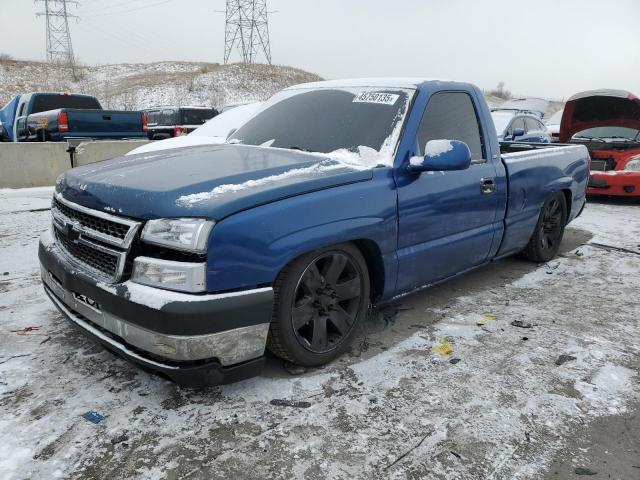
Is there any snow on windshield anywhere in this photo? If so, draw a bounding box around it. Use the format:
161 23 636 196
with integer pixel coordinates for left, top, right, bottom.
228 87 415 167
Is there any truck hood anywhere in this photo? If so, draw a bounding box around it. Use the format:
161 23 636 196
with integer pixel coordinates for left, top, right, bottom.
560 90 640 142
57 144 373 219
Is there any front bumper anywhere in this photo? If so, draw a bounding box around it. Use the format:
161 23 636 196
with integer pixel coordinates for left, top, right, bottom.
39 229 274 386
587 171 640 197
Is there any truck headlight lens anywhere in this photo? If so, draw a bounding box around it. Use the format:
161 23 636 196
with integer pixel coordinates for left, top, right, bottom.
141 218 213 253
624 159 640 171
132 257 206 292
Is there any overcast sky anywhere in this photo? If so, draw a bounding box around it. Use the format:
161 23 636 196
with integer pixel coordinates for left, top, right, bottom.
2 0 639 99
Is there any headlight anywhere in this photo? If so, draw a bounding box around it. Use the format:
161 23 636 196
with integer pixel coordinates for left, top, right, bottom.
141 218 213 253
132 257 206 292
624 159 640 171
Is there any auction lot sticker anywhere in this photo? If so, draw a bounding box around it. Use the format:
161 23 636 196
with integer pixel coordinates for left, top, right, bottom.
353 92 399 105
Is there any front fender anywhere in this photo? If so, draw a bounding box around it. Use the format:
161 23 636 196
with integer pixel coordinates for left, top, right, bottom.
206 168 398 293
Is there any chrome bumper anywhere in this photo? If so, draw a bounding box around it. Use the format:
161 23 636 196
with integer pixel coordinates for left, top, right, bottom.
41 266 271 367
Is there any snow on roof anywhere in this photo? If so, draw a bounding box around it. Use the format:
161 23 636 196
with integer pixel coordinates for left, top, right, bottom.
285 77 458 90
567 89 634 101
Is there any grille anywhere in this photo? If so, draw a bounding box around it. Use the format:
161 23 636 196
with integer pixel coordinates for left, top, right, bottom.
53 197 130 241
590 158 616 172
55 229 120 279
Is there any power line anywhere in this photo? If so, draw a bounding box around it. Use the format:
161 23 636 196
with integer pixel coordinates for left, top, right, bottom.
224 0 272 65
35 0 78 66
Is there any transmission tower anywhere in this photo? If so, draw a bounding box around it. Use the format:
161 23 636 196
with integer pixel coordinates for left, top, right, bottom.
224 0 272 65
35 0 78 66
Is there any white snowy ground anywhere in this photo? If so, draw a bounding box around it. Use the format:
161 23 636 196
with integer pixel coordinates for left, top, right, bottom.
0 188 638 480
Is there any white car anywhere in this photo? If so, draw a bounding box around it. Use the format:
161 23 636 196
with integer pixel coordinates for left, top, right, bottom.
545 109 564 143
126 102 263 155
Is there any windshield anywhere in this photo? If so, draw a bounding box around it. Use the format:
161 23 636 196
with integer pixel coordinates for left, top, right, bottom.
190 102 263 138
491 111 514 133
31 95 101 113
180 108 217 125
228 87 414 161
573 126 640 142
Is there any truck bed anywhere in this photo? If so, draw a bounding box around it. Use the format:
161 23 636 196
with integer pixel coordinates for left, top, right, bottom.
497 142 590 257
27 108 146 141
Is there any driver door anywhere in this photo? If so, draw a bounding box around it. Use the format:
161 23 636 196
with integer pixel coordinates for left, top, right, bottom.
395 91 500 292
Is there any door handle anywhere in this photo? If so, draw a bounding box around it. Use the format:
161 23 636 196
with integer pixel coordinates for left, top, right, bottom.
480 178 496 195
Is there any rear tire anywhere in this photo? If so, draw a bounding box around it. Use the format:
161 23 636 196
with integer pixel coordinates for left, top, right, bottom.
523 192 567 262
267 243 370 367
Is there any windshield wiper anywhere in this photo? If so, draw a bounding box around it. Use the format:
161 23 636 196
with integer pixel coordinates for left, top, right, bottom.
573 135 606 142
604 135 636 142
288 146 311 152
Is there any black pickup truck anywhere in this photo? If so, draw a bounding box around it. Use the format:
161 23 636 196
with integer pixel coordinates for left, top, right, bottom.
143 106 218 140
0 92 148 142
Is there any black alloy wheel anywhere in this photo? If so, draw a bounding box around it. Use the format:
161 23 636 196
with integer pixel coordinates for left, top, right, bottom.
523 192 567 262
267 243 370 366
540 196 564 252
292 252 364 353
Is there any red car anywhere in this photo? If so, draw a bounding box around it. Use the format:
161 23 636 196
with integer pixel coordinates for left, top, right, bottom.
560 89 640 197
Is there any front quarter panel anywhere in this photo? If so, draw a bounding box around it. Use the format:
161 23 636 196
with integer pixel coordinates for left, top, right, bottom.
206 169 398 296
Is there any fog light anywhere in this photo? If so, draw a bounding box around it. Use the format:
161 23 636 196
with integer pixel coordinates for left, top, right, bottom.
132 257 206 293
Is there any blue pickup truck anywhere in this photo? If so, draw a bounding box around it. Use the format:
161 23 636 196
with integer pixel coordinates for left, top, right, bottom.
38 79 589 386
0 92 147 142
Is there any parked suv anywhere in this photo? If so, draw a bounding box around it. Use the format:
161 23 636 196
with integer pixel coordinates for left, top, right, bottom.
144 106 218 140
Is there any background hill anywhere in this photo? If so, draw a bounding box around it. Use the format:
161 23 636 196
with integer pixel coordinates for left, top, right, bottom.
0 57 563 115
0 58 322 109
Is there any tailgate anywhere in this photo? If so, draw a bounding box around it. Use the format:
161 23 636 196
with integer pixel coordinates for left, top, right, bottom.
66 110 144 136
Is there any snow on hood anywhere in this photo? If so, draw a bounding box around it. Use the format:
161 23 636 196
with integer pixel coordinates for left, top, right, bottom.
560 90 640 142
58 144 375 220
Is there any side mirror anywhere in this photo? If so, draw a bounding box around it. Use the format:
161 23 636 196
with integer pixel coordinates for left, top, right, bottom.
408 140 472 173
512 127 525 139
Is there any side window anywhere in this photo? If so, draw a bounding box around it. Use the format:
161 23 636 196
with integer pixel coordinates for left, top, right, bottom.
162 109 176 125
147 111 159 125
510 117 525 134
417 92 484 161
525 118 540 133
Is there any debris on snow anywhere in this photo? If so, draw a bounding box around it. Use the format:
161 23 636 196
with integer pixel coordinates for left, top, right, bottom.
555 354 577 366
269 399 312 409
432 337 453 356
511 320 533 329
81 411 106 424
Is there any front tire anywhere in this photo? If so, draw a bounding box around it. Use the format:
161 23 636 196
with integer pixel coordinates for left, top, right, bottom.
523 192 567 262
267 243 370 367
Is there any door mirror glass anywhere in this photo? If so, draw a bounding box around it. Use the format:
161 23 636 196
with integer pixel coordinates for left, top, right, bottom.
408 139 472 173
